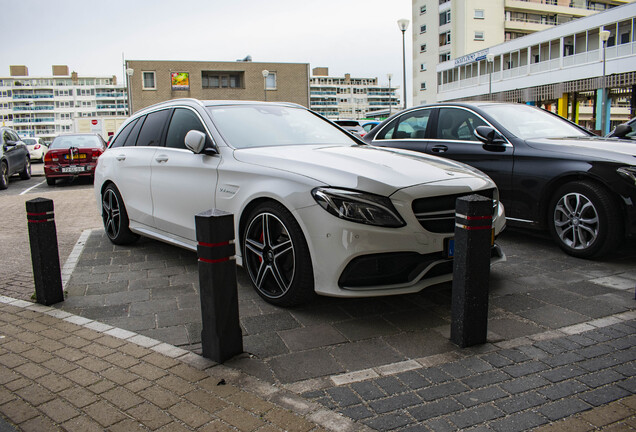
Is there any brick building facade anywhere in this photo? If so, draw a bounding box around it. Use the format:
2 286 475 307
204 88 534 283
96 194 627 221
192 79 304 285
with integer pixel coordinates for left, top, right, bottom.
125 60 310 113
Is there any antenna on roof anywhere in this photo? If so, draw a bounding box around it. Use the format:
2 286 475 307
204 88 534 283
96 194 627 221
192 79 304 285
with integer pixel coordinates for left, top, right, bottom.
236 55 252 62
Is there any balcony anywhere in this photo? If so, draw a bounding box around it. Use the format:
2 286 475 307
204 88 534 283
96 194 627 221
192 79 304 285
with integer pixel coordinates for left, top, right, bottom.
13 106 55 111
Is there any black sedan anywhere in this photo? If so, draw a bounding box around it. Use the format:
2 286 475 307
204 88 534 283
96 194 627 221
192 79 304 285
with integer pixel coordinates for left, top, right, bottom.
364 102 636 258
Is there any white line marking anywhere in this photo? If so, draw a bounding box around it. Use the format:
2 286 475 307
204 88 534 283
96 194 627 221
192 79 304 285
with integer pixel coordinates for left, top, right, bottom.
20 180 45 195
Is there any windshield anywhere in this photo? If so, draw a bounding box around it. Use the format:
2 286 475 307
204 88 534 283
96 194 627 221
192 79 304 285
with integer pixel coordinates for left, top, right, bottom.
50 135 103 149
23 138 38 145
481 104 589 140
206 105 356 149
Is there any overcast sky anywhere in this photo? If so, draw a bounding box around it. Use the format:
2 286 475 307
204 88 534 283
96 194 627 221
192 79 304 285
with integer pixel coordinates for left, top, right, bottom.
1 0 413 95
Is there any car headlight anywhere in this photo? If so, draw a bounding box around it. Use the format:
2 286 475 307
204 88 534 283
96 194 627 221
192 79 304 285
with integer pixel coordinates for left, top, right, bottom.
617 167 636 186
312 187 406 228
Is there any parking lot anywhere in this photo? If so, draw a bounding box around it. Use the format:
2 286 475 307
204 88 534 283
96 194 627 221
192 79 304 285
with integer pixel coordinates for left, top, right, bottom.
1 168 635 431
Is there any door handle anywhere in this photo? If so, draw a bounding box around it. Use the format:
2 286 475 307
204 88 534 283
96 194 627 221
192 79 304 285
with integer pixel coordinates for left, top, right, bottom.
155 155 169 163
115 154 126 161
431 145 448 153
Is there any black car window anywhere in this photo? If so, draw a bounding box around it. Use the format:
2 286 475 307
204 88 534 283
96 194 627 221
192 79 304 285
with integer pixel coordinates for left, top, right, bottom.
123 117 145 147
3 130 12 143
376 109 431 140
165 108 207 149
436 108 487 141
110 118 139 149
135 109 170 147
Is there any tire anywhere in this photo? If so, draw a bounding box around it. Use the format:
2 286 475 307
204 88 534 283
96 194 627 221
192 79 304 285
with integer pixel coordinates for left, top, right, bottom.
102 184 139 245
242 201 314 306
548 181 623 258
46 177 55 186
0 161 8 190
19 157 31 180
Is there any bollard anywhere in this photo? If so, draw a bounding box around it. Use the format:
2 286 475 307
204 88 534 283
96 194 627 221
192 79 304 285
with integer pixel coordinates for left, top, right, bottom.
26 198 64 306
195 209 243 363
450 194 493 348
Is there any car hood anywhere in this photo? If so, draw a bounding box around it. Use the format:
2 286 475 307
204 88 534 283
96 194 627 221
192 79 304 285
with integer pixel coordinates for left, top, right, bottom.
525 137 636 164
233 144 490 196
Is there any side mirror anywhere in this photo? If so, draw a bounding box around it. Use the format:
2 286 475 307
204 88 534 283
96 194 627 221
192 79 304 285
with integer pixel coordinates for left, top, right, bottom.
184 130 217 155
611 124 632 139
474 126 506 151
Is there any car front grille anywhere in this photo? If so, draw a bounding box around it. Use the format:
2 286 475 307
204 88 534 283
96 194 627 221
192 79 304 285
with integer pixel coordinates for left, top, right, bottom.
412 188 497 234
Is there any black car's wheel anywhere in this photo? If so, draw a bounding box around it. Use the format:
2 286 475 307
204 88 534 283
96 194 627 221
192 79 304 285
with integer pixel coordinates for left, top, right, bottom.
102 184 139 245
243 201 314 306
19 157 31 180
549 181 623 258
0 162 8 190
46 177 55 186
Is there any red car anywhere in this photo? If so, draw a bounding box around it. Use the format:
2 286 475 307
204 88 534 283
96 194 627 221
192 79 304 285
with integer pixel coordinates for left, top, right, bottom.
44 134 106 186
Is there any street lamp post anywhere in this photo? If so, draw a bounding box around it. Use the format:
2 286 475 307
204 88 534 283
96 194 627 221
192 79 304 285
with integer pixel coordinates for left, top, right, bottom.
125 67 134 115
600 30 610 135
397 19 409 110
486 53 495 100
387 73 393 115
262 70 269 102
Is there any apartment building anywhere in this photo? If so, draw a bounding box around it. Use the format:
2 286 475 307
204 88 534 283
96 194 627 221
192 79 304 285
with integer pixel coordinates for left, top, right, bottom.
412 0 631 106
309 67 399 119
0 65 128 143
125 60 310 113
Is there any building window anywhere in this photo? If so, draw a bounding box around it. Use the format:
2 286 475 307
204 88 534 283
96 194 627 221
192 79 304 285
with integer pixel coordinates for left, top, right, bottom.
420 25 427 33
439 52 451 62
420 44 427 52
420 82 427 90
265 72 277 89
142 72 156 90
420 5 426 14
474 9 484 19
474 31 484 41
439 32 451 46
201 71 244 89
440 10 451 26
420 63 427 71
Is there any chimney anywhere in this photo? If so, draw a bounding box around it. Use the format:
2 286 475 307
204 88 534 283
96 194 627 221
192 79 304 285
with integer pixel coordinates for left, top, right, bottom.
71 72 78 83
52 65 69 76
312 67 329 76
10 65 28 76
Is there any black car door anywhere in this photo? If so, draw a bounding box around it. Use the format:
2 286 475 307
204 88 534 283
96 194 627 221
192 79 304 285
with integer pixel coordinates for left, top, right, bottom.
425 107 515 213
3 129 25 174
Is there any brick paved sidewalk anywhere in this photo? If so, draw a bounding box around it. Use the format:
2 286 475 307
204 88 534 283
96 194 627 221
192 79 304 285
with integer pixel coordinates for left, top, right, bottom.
0 297 359 432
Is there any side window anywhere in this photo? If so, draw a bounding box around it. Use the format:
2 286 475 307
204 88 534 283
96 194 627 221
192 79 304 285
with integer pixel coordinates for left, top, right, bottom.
136 110 171 147
2 130 11 144
7 130 19 142
375 109 431 140
110 118 139 148
436 108 487 141
123 116 145 147
165 108 207 149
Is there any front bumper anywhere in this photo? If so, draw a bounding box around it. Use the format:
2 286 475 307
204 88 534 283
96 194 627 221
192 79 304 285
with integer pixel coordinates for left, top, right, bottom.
294 181 506 298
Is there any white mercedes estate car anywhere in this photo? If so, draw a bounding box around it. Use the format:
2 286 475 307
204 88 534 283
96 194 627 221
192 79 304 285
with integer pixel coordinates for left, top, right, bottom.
94 99 505 306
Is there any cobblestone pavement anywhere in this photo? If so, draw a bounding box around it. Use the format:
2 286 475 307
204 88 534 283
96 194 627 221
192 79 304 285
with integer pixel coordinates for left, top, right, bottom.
0 299 334 432
1 179 635 431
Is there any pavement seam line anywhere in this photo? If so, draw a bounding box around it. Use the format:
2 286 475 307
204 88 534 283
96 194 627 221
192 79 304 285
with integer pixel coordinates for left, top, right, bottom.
61 228 92 288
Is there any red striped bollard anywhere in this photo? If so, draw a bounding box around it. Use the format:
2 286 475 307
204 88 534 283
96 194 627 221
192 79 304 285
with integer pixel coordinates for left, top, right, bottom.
450 194 493 348
195 209 243 363
26 198 64 305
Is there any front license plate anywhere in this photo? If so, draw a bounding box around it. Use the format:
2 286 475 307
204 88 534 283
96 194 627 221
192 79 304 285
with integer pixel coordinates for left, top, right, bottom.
61 166 85 173
444 238 454 258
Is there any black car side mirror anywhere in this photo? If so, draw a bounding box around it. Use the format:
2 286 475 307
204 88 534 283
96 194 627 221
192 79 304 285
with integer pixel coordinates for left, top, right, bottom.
474 126 506 151
611 124 632 139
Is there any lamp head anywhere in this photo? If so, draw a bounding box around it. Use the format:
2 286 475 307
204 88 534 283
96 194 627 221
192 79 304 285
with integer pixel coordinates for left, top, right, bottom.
486 53 495 62
262 70 269 78
600 30 610 42
397 19 410 32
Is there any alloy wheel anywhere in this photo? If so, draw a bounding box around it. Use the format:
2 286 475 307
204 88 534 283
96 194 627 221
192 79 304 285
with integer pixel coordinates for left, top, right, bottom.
102 188 121 240
553 192 599 250
244 212 296 299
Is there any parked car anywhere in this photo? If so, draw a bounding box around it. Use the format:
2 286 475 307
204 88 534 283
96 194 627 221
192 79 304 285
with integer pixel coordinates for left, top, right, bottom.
0 127 31 190
44 133 106 186
361 120 380 133
334 120 366 137
364 102 636 258
94 99 506 306
608 117 636 140
22 137 48 162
